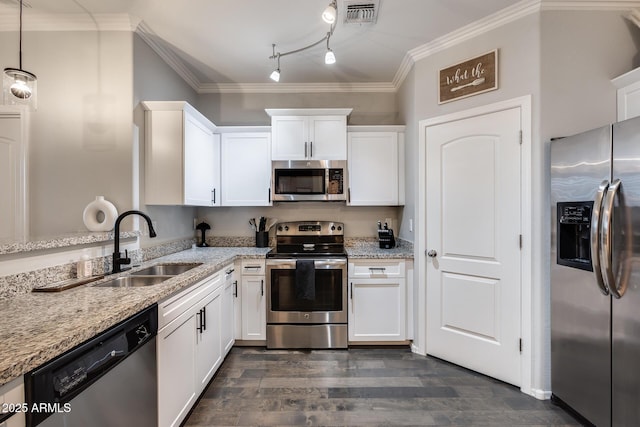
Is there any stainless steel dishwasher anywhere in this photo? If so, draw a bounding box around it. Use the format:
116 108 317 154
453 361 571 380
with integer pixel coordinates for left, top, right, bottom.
24 304 158 427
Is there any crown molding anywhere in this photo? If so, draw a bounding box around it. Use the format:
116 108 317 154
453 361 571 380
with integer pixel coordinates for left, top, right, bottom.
392 0 640 89
134 21 202 92
198 82 396 94
3 1 640 93
0 13 136 31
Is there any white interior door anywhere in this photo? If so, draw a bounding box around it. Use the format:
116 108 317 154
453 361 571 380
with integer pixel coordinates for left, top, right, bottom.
425 107 522 386
0 113 26 240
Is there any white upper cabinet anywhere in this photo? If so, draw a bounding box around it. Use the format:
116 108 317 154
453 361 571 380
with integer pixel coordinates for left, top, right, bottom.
220 128 272 206
266 108 352 160
142 101 220 206
613 67 640 121
347 126 405 206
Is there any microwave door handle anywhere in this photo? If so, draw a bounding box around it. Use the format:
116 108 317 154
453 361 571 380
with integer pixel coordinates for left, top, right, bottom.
592 180 609 296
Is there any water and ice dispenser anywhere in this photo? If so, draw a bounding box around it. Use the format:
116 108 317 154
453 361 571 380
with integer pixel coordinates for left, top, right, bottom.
557 201 593 271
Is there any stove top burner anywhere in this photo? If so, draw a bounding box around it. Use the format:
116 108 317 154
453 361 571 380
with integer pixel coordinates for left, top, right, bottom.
269 220 346 258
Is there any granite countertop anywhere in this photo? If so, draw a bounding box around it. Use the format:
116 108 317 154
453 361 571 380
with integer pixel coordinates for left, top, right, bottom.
0 246 269 387
0 241 413 387
345 239 414 259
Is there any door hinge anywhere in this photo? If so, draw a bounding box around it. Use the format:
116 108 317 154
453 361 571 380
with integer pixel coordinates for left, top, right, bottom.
519 234 522 249
519 130 523 145
519 338 523 353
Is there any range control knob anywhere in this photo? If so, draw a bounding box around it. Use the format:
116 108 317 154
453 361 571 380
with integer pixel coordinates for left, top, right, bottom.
337 226 342 231
331 225 336 231
284 226 289 231
278 226 283 231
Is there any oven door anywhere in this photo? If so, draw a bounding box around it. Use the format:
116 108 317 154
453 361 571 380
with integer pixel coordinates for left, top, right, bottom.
266 258 347 324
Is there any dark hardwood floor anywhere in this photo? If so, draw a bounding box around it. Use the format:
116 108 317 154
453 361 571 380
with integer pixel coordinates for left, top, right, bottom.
184 347 582 426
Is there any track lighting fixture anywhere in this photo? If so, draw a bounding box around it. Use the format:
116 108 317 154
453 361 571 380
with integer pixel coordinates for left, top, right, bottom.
322 0 337 24
268 1 337 82
3 0 37 109
270 46 281 82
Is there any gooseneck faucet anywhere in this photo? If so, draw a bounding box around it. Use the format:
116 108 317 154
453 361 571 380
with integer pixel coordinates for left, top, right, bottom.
112 210 157 274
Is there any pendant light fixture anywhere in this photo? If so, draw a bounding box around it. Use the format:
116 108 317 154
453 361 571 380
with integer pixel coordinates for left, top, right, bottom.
268 1 337 82
324 33 336 65
3 0 37 110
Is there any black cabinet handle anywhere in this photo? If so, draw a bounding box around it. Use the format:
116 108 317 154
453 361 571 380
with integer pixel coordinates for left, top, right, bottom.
350 282 353 299
202 306 207 331
234 280 238 297
196 310 203 333
261 279 264 297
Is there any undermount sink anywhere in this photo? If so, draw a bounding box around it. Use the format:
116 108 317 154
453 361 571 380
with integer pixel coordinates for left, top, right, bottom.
130 263 203 276
96 275 174 288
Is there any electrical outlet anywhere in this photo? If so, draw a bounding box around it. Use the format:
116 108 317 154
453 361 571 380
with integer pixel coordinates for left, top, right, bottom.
193 218 197 230
409 219 413 232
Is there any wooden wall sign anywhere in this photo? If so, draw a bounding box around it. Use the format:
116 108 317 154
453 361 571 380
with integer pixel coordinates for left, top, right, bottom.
438 49 498 104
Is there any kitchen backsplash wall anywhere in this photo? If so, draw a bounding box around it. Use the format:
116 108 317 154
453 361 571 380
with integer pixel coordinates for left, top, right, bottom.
196 205 404 238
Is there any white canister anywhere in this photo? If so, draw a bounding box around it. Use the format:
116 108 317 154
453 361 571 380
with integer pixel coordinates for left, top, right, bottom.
77 254 93 278
82 196 118 232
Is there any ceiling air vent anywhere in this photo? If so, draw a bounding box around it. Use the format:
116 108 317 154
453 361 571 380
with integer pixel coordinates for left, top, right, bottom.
343 0 379 24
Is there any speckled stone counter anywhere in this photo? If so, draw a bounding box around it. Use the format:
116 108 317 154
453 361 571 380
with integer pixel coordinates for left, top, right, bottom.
345 238 414 259
0 246 269 387
0 231 139 255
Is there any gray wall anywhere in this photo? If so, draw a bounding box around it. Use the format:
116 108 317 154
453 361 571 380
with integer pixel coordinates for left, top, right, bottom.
133 33 201 244
400 9 640 392
0 30 134 236
198 92 399 126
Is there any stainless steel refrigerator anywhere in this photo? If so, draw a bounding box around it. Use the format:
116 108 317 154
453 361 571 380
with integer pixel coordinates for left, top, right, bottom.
551 116 640 427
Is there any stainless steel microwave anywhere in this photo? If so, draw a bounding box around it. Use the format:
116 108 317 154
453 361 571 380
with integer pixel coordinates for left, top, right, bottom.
271 160 347 202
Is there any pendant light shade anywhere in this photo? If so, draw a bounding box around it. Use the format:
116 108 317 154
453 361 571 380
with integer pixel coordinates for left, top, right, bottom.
3 0 37 110
325 49 336 65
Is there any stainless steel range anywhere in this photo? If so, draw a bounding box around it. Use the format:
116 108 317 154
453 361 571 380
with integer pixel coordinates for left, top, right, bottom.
266 221 347 349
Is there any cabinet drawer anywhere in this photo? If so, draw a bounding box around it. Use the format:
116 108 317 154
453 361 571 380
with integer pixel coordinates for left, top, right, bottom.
241 259 265 275
158 271 222 330
349 260 405 278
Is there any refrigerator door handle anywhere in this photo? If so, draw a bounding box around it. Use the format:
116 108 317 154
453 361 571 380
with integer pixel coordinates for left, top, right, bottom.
601 179 624 298
591 180 610 296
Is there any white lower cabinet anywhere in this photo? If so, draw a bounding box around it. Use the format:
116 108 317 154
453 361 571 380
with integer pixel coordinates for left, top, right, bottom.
240 260 266 341
348 260 407 342
0 377 25 427
157 270 225 427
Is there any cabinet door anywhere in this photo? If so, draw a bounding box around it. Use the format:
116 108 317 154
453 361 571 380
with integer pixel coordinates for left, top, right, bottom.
158 310 197 427
184 112 219 206
195 287 223 392
241 275 266 340
221 132 272 206
309 116 347 160
271 116 307 160
348 132 398 205
222 266 236 354
348 278 406 342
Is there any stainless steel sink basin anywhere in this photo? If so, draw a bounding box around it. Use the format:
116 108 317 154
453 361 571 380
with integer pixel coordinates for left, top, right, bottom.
96 275 174 288
130 263 203 276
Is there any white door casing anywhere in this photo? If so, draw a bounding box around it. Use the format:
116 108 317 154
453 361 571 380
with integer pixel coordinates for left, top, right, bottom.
426 106 521 386
412 96 532 399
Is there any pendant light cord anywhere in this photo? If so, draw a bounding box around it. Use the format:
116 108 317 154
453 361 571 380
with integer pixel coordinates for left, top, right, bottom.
18 0 23 69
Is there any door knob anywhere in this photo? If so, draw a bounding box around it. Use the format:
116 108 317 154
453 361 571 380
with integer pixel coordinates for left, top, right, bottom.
427 250 437 258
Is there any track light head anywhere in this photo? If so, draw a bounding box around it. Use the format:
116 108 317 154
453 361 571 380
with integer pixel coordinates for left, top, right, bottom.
270 69 281 82
322 1 337 24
